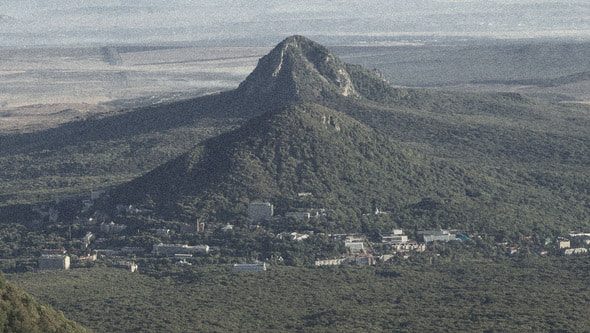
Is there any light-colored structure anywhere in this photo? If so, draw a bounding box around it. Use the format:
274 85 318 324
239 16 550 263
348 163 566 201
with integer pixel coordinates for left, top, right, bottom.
221 224 234 231
384 240 426 252
558 239 571 249
419 230 457 243
381 234 408 243
232 263 267 272
39 254 70 270
153 243 209 256
277 232 310 241
344 235 364 243
156 228 170 236
314 258 346 266
345 241 364 253
564 248 588 255
248 202 273 221
116 260 138 272
569 232 590 237
83 232 93 248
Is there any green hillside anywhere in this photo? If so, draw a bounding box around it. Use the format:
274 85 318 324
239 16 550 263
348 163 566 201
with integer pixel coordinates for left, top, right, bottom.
0 272 88 333
118 102 470 222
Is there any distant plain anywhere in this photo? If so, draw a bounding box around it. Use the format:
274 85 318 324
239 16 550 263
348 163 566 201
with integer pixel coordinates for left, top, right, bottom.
1 38 589 133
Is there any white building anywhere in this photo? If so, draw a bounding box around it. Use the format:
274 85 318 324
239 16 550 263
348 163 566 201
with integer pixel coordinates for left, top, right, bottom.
381 234 409 244
39 254 70 270
153 243 209 256
557 238 571 249
314 258 346 266
564 248 588 255
83 232 94 248
116 260 138 272
345 241 364 253
419 230 457 243
156 228 170 236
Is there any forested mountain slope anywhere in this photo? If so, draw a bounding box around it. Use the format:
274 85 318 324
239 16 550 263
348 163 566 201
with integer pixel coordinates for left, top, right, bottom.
114 36 589 233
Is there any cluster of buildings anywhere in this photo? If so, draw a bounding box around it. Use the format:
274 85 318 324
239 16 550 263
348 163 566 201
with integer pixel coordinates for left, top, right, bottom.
560 233 590 256
28 192 590 275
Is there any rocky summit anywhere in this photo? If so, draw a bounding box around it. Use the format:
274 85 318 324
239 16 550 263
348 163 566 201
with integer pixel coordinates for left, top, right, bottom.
236 35 393 104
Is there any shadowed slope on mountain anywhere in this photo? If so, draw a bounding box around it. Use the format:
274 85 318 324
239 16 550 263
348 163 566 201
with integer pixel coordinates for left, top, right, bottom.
0 90 270 155
116 102 489 224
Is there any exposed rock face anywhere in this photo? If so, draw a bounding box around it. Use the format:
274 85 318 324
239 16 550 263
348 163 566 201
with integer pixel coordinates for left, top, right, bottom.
237 35 358 102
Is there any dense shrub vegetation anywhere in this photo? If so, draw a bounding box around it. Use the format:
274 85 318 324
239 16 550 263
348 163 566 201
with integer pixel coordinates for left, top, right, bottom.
9 257 590 332
0 272 88 332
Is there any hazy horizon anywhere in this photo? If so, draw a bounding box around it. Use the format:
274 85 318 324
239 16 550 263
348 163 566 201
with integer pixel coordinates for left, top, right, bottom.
1 0 589 47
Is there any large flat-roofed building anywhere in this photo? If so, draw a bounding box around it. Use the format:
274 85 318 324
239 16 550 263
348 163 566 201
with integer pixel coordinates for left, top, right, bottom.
345 241 364 253
418 230 458 243
381 234 409 243
248 202 273 221
39 254 70 270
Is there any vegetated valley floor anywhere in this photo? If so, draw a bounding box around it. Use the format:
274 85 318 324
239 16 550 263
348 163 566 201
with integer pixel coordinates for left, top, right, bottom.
9 257 590 333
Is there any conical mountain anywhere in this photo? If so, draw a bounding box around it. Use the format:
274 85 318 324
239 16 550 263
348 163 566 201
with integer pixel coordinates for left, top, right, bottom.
236 35 397 104
111 35 587 233
117 102 480 224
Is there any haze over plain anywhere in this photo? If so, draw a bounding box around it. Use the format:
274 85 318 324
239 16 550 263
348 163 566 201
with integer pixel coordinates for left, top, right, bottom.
1 0 589 47
1 1 589 131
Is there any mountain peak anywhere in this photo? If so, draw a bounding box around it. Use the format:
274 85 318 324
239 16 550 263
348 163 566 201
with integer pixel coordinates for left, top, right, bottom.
237 35 359 102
